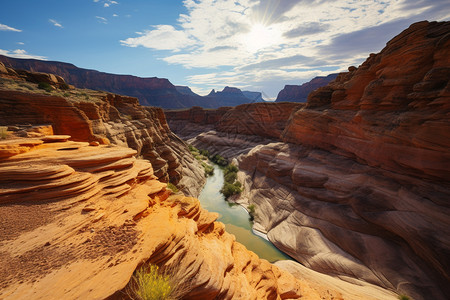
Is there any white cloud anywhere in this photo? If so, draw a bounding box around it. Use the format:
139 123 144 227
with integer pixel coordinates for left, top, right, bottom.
121 0 450 97
96 16 108 24
94 0 118 7
0 23 22 32
0 49 47 60
17 42 25 45
113 14 119 17
49 19 63 28
120 25 196 51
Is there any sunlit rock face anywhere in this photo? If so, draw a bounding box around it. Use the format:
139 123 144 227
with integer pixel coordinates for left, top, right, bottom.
0 68 205 197
0 138 329 300
167 21 450 300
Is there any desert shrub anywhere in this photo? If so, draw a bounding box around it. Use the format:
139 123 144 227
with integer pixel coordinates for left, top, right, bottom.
63 92 70 97
199 149 209 157
60 83 70 90
128 265 172 300
38 82 53 92
220 182 242 198
247 204 256 221
201 162 214 177
224 171 237 184
398 295 410 300
210 154 227 166
0 127 7 139
18 82 34 90
128 263 191 300
167 183 179 193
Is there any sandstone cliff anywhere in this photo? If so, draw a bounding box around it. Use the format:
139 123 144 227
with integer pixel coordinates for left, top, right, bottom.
0 65 205 197
275 73 338 102
166 21 450 300
0 137 336 299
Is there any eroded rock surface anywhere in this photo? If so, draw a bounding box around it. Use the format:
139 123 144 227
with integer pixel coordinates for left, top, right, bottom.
166 21 450 300
0 70 205 197
0 138 338 300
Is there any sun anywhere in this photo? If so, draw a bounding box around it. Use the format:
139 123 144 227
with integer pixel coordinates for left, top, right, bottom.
244 23 281 53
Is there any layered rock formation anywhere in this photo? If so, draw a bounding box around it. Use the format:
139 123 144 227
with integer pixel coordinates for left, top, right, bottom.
0 137 334 299
0 56 264 109
275 74 338 102
166 21 450 300
166 102 302 159
0 66 205 197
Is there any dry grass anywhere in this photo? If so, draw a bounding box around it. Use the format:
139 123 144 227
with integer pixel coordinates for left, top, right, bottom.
127 263 192 300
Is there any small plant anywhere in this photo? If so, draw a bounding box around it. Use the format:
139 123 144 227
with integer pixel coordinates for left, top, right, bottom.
128 264 172 300
127 263 191 300
60 83 70 90
201 162 214 177
18 82 34 90
63 92 70 97
38 82 53 92
247 204 256 221
0 127 7 139
398 295 411 300
167 183 179 193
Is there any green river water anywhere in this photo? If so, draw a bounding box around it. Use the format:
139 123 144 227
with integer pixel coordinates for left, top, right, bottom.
198 164 290 262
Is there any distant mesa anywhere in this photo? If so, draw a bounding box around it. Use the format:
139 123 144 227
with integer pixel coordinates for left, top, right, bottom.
206 86 265 107
0 55 264 109
275 73 338 102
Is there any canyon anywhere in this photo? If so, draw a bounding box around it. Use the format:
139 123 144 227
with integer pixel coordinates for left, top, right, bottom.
0 61 393 300
166 21 450 300
0 19 448 300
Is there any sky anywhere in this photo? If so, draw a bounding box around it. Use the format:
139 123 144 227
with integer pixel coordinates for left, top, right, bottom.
0 0 449 99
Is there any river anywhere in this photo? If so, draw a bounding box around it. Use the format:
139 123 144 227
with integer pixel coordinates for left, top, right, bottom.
198 164 290 262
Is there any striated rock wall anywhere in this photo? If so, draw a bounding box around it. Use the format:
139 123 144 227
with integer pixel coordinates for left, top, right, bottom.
165 102 302 160
0 68 205 197
283 20 450 181
165 21 450 300
0 138 335 300
237 21 450 300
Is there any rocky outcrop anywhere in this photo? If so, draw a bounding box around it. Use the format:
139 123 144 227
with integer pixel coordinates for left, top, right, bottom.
275 74 338 102
0 67 205 197
0 137 337 300
166 21 450 300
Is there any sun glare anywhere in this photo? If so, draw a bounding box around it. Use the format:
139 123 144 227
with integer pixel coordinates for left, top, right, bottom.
244 23 281 53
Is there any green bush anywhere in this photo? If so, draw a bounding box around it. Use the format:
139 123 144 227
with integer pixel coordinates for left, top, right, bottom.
220 163 242 198
247 204 256 221
210 154 228 166
167 183 179 193
398 295 410 300
201 162 214 177
220 182 242 198
38 82 53 92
